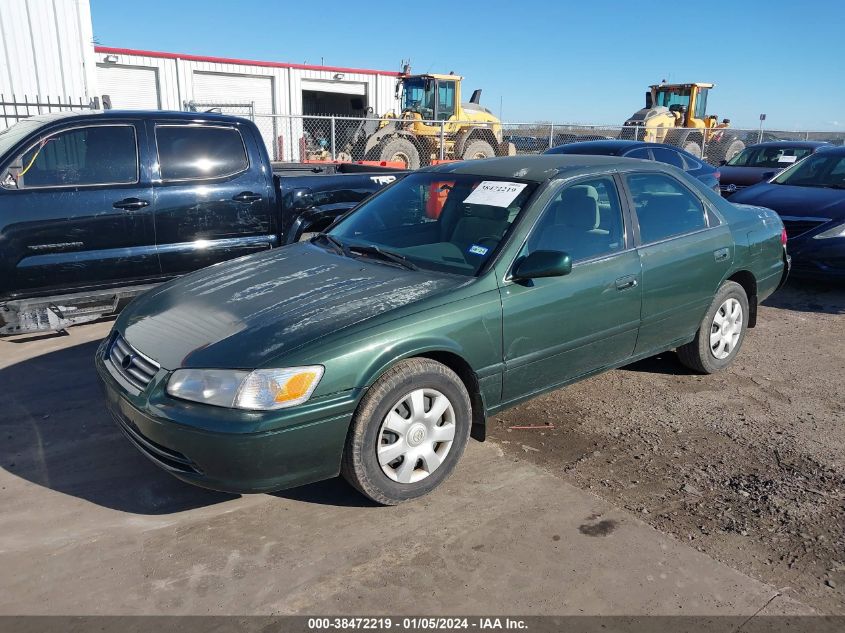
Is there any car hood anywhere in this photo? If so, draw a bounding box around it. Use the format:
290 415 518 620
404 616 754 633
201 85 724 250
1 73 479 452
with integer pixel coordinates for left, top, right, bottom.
729 183 845 220
720 165 782 187
120 242 463 370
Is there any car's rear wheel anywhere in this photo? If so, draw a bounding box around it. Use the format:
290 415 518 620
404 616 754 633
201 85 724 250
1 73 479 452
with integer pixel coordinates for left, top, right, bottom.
341 358 472 505
677 280 749 373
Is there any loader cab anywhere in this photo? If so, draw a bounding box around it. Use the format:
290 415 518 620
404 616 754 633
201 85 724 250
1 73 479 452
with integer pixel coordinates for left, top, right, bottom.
400 74 461 122
651 83 713 128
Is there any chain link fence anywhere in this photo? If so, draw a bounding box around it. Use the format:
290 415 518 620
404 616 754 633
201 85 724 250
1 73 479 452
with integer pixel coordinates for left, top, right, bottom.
252 113 845 167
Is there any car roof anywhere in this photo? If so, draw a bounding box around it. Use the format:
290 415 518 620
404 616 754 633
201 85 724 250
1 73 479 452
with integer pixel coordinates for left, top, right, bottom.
815 145 845 156
546 139 645 154
426 154 672 182
746 140 830 149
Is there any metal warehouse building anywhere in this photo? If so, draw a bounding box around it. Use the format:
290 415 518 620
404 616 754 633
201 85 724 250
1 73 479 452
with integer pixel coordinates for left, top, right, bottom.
1 0 401 137
93 47 400 119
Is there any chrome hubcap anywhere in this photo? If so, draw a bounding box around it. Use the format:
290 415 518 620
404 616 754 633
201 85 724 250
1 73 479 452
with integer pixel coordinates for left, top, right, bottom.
377 388 456 484
710 298 743 360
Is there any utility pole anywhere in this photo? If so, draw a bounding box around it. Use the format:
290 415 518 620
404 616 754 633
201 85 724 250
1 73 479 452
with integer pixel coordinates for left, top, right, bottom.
758 113 766 144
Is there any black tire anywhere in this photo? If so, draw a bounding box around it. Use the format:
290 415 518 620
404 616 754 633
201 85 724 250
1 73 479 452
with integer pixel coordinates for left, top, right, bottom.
341 358 472 505
682 140 703 158
375 137 420 169
462 139 496 160
677 281 749 374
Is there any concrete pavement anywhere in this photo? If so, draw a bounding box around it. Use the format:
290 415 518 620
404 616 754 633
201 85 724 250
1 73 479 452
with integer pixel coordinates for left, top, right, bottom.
0 322 813 615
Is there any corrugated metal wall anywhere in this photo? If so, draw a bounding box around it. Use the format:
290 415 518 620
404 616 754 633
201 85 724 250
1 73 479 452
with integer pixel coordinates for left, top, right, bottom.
0 0 95 101
92 49 400 118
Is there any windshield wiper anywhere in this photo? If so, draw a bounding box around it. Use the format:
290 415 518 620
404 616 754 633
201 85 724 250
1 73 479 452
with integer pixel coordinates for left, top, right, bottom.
348 244 419 271
311 232 350 257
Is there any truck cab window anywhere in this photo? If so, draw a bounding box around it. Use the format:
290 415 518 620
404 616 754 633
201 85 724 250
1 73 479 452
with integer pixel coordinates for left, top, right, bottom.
156 125 248 181
2 125 137 189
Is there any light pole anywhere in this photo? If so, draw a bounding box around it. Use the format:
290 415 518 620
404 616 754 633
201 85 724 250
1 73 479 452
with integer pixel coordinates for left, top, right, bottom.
758 113 766 144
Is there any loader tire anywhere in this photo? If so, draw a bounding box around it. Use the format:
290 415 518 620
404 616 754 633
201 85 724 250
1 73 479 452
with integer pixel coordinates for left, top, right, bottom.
375 138 420 169
682 141 703 158
462 140 496 161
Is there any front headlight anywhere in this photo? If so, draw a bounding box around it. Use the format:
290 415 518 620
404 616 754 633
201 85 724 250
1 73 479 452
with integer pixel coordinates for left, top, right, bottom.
166 366 324 410
813 222 845 239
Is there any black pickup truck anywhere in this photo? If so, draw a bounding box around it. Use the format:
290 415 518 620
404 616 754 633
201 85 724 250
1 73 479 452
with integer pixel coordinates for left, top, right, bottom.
0 110 404 335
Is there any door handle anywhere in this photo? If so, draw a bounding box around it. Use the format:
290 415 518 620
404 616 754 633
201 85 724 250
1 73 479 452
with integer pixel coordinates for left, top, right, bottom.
232 191 262 203
714 247 730 262
615 276 638 291
113 197 149 211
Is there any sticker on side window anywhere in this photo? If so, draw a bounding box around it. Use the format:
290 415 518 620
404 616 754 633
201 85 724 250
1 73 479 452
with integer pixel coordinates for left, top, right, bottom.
463 181 527 207
468 244 489 256
777 155 798 163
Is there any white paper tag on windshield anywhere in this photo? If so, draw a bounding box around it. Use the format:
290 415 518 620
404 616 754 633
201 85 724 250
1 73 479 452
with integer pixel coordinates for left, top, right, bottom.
463 181 527 207
778 155 798 163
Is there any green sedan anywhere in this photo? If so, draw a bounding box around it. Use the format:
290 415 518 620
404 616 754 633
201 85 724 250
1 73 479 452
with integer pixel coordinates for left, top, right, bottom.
96 155 789 504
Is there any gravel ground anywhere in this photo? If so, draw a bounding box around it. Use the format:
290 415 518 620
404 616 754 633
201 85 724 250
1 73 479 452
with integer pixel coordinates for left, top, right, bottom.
490 278 845 614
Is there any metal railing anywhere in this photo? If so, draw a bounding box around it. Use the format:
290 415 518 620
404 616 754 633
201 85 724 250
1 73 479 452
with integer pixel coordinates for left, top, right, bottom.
0 94 100 130
250 113 845 166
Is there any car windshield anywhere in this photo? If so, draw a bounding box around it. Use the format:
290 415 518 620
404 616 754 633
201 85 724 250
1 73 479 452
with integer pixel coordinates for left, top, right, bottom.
772 153 845 188
728 146 814 168
328 172 537 276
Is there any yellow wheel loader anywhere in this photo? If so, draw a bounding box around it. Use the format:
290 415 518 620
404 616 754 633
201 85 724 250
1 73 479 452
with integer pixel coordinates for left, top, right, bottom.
343 72 515 168
621 81 745 163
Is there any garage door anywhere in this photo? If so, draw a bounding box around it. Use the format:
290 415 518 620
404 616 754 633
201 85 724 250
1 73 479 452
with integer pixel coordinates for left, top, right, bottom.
192 72 274 115
97 64 160 110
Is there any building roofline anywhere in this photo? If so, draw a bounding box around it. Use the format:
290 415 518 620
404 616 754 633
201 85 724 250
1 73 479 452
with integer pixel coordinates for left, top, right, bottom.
94 46 402 77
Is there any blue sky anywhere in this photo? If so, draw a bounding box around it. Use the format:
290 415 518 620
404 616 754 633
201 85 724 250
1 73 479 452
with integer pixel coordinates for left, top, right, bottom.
91 0 844 130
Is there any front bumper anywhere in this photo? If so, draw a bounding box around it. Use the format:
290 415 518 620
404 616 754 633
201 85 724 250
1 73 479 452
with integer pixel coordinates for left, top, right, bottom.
787 237 845 280
95 338 356 494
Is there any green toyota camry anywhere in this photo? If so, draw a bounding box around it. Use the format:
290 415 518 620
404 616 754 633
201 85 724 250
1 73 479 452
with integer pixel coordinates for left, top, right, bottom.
96 155 789 504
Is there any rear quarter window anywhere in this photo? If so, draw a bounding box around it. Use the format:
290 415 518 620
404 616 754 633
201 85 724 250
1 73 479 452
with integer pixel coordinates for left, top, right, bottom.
155 125 248 181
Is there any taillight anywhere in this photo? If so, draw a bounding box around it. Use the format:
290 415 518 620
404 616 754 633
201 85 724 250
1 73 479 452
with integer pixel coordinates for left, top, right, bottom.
781 228 788 245
714 170 721 181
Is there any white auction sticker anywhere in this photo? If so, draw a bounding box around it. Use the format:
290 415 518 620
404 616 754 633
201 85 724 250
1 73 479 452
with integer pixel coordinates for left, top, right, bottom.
778 155 798 163
463 181 528 207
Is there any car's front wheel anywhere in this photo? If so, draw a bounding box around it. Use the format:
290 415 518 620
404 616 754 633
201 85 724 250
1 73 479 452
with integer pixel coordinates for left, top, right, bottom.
341 358 472 505
677 280 749 373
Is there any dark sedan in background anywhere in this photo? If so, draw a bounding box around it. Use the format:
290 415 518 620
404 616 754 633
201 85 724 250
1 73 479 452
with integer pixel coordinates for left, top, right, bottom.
545 140 720 192
719 141 828 197
730 146 845 280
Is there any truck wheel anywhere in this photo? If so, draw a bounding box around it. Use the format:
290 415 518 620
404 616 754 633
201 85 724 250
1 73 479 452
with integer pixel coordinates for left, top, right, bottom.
677 281 749 374
376 138 420 169
341 358 472 505
462 139 495 160
682 141 703 158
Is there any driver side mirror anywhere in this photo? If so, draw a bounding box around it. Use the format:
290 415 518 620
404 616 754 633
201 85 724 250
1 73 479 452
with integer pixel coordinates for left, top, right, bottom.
761 171 776 180
719 160 727 166
513 250 572 281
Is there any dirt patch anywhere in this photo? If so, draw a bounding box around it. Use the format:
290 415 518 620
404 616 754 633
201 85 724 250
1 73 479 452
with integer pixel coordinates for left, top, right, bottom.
490 279 845 613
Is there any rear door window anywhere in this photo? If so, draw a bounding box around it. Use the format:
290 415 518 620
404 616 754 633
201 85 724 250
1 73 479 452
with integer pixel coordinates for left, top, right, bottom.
624 147 652 160
650 147 686 169
626 173 708 243
155 125 248 181
2 125 138 189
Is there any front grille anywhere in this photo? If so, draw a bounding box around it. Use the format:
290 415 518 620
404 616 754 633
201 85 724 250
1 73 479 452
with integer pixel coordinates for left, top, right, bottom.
107 332 160 390
782 218 829 240
719 184 746 194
